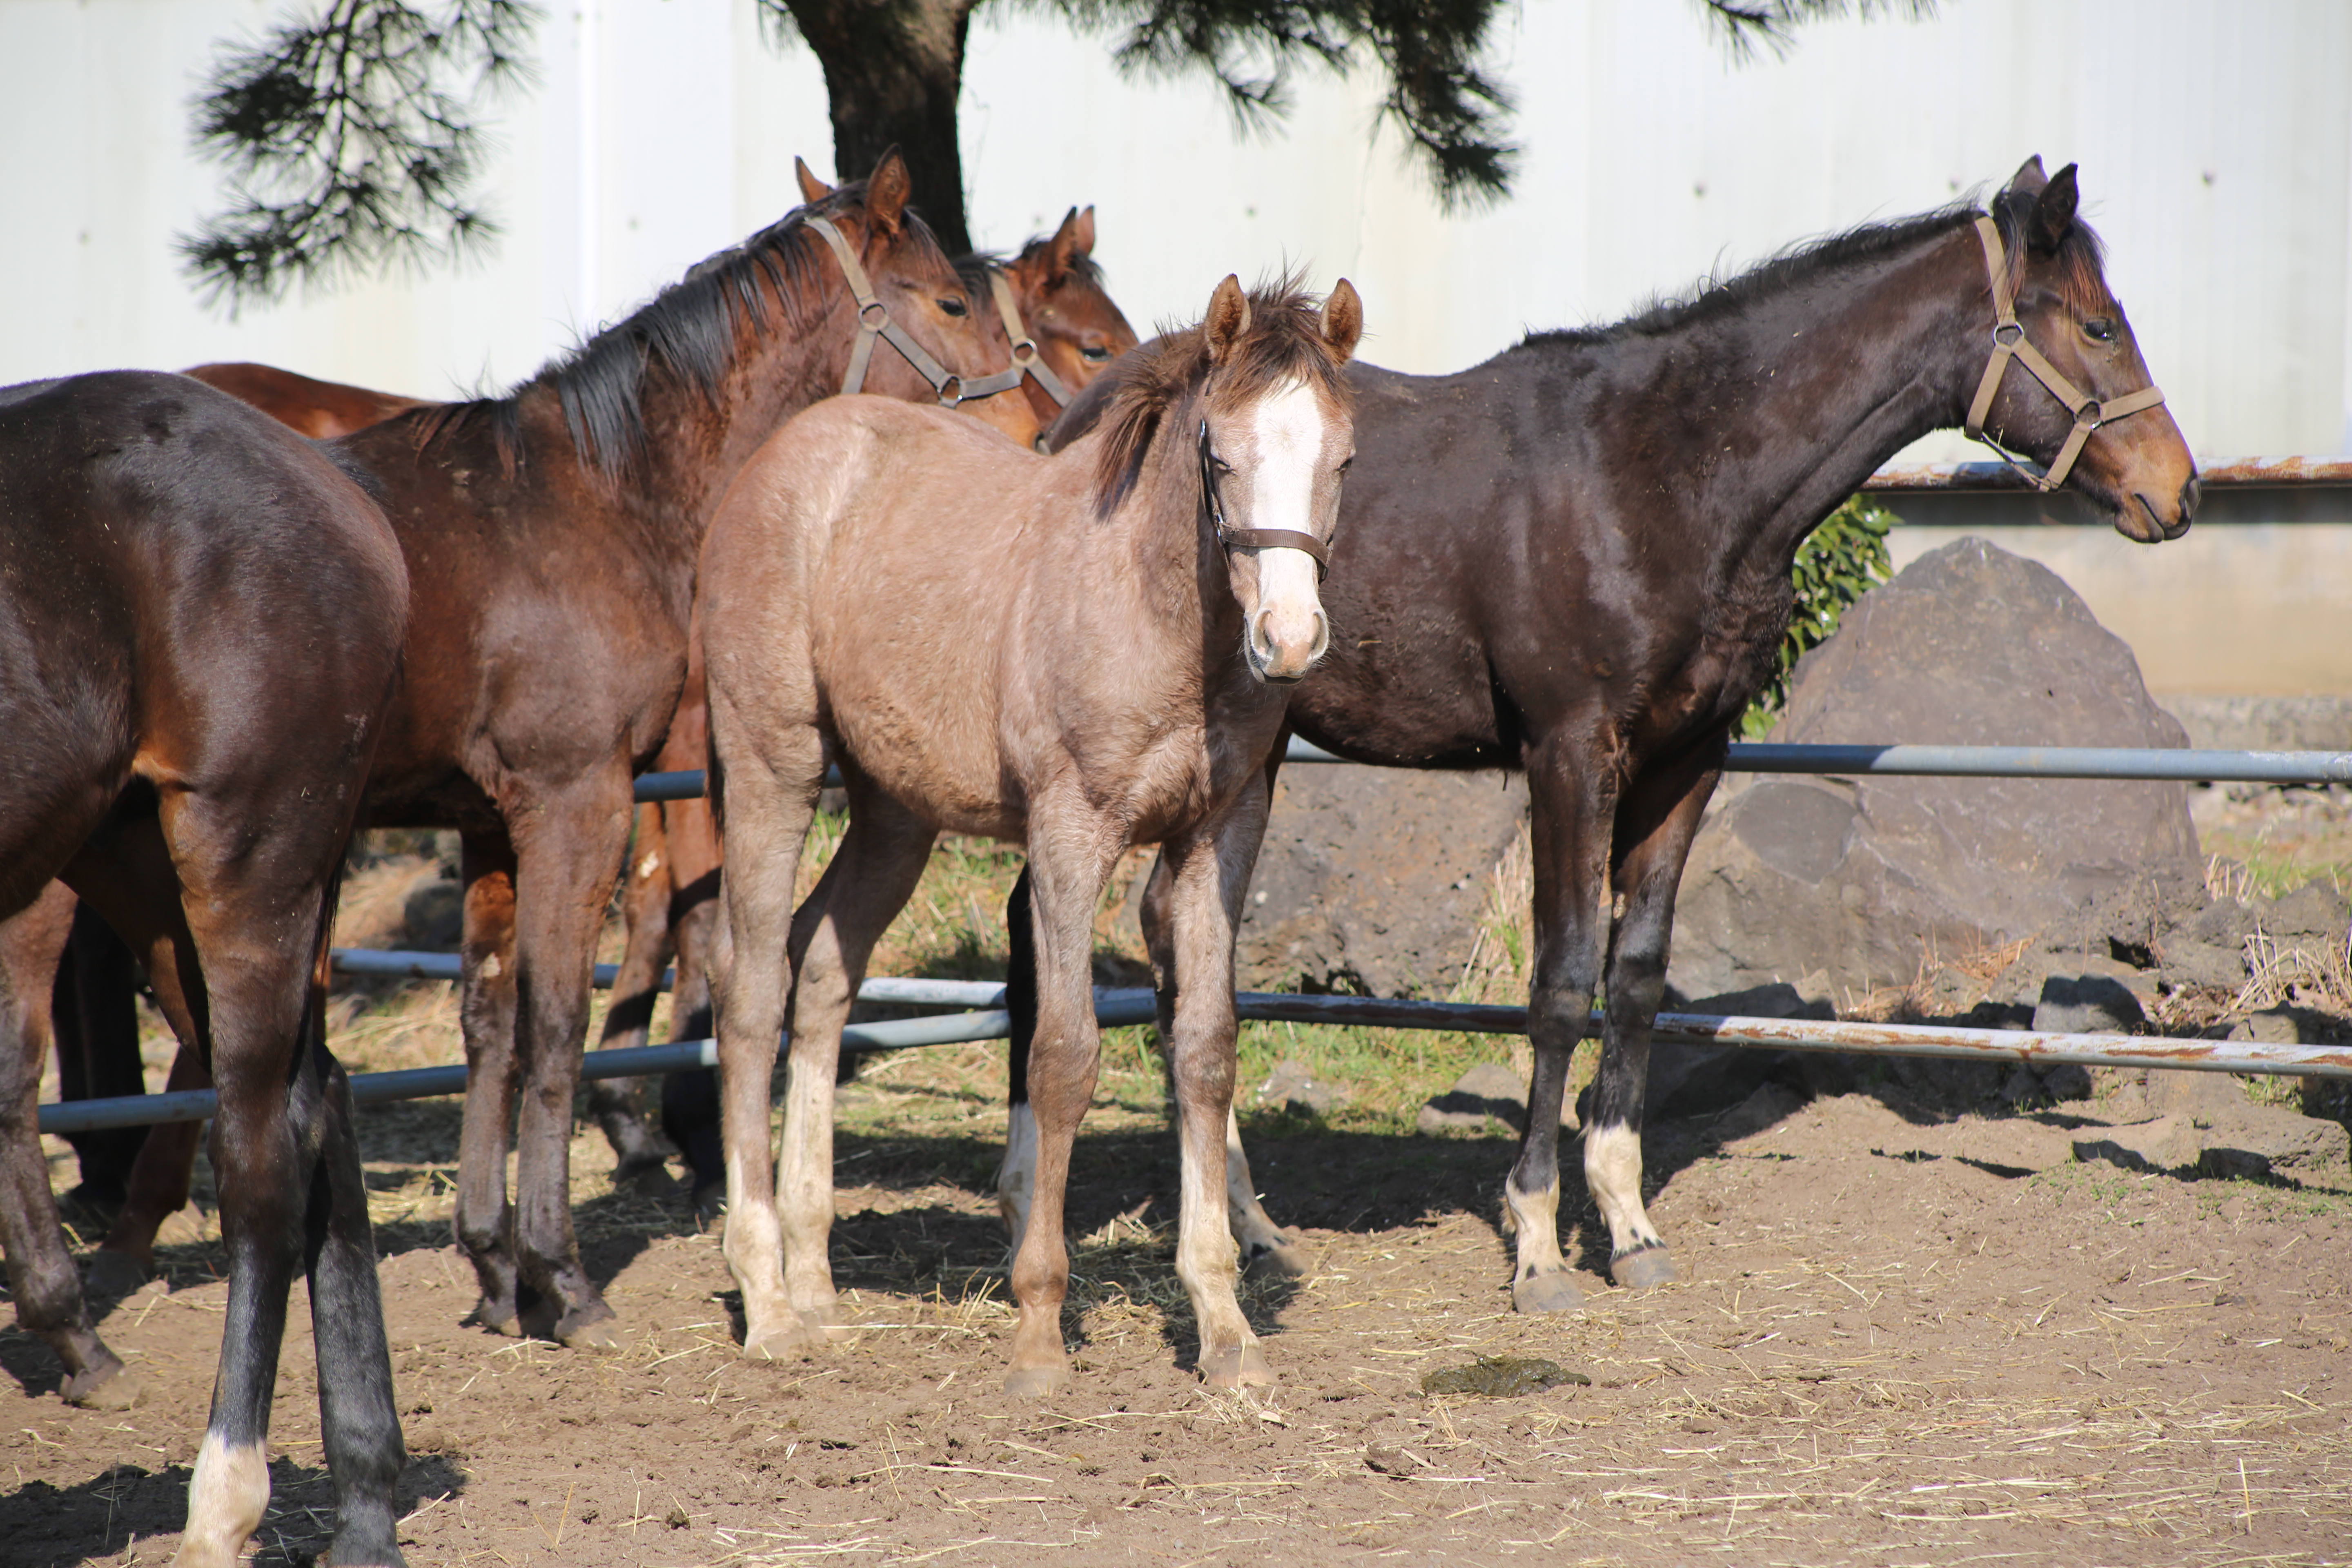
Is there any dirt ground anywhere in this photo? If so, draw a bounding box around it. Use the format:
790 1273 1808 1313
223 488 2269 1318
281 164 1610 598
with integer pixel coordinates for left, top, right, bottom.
7 1056 2350 1567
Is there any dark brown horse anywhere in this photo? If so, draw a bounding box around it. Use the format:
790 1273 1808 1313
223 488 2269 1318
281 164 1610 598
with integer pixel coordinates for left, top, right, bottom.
14 361 431 1281
699 275 1360 1394
1008 159 2198 1309
594 199 1140 1214
0 371 410 1564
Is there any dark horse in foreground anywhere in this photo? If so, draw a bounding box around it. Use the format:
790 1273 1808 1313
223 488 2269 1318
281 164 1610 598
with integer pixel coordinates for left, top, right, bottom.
0 373 410 1565
1006 159 2198 1310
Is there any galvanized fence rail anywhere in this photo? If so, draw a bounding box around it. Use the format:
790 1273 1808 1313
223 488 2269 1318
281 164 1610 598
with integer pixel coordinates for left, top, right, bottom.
34 746 2352 1134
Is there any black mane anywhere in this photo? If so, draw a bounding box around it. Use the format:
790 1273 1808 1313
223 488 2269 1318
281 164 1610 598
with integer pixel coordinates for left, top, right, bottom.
414 195 944 481
1526 191 2104 351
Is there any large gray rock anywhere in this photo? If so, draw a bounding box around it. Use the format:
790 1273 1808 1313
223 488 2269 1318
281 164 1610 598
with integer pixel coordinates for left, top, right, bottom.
1670 539 2200 1002
1238 766 1528 996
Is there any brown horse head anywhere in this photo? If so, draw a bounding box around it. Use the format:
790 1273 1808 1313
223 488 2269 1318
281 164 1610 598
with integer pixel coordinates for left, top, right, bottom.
1005 208 1138 398
1097 274 1362 683
1979 156 2198 543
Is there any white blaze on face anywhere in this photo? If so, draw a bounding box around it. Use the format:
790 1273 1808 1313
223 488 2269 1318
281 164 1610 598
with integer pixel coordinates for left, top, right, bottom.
1238 378 1332 680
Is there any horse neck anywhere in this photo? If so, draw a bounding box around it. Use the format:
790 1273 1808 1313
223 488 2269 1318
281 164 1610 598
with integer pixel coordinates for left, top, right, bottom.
1629 223 1989 579
1123 393 1245 668
591 291 865 568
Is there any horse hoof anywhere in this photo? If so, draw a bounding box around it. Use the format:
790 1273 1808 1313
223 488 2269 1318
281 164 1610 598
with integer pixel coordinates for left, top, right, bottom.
797 1304 855 1344
1198 1344 1274 1390
83 1250 151 1301
61 1362 140 1410
463 1298 521 1338
743 1320 817 1361
553 1301 621 1351
1004 1362 1071 1399
1611 1245 1681 1292
1242 1239 1312 1280
690 1183 724 1232
1512 1272 1586 1315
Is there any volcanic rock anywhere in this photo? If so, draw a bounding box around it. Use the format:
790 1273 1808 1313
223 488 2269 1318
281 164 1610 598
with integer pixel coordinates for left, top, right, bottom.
1238 765 1528 997
1670 539 2200 1003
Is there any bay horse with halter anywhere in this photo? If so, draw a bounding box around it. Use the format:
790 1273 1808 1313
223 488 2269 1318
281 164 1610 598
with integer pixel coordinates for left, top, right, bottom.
698 274 1361 1393
0 372 410 1565
593 190 1139 1212
1007 158 2196 1307
281 153 1022 1350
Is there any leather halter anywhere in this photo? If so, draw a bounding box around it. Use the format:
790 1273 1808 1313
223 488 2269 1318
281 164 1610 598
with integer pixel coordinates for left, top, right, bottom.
1964 214 2167 492
1197 412 1332 579
807 215 973 407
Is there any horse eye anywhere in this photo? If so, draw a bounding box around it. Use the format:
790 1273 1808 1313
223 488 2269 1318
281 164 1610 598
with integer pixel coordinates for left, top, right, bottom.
938 296 969 318
2084 316 2116 343
1338 457 1354 474
1080 345 1111 363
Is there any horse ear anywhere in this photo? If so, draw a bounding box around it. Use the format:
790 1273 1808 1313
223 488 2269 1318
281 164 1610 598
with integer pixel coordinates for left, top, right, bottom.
1204 275 1251 365
866 148 912 234
795 157 835 206
1073 205 1097 260
2030 163 2080 252
1322 279 1363 365
1047 207 1086 278
2006 155 2049 196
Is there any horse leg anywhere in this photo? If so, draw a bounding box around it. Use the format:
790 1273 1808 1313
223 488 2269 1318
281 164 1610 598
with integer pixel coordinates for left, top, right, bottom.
1135 845 1306 1279
174 894 399 1564
452 830 523 1334
506 781 635 1348
706 731 825 1361
1503 747 1617 1314
1586 751 1722 1291
586 803 677 1195
88 1044 206 1296
1158 798 1275 1388
658 796 726 1221
0 884 136 1407
775 794 936 1337
1005 808 1120 1398
54 899 148 1221
996 863 1040 1254
300 1014 407 1566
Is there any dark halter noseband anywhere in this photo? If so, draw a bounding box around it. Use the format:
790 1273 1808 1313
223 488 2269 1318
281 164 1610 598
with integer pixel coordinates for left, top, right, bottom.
1964 214 2167 492
1197 412 1332 579
808 216 1077 429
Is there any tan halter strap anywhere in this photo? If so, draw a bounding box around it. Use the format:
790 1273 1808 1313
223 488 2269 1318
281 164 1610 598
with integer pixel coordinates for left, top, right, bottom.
1964 214 2167 493
985 269 1076 408
806 215 969 407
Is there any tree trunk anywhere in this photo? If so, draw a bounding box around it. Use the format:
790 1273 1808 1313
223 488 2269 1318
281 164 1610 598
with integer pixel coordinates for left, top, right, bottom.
784 0 978 256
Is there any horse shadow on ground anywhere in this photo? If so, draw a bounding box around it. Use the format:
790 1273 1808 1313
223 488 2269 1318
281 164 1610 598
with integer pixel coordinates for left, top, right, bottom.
0 1450 463 1567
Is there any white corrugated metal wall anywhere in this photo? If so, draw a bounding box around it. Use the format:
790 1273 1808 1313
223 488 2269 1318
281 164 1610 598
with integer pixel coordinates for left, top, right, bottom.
2 1 2348 695
4 0 2347 460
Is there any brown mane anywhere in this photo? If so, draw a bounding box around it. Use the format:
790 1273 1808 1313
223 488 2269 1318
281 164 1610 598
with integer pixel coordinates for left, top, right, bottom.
1092 277 1354 517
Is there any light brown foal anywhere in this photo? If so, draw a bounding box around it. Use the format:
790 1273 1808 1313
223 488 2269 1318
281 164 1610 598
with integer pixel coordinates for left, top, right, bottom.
699 274 1361 1396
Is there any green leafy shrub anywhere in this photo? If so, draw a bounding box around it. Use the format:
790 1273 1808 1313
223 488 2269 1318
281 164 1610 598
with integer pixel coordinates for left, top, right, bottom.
1740 496 1896 737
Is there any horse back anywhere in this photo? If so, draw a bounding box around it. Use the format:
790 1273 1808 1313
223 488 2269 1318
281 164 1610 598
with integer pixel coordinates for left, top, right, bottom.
704 396 1113 838
0 372 408 911
1297 352 1770 770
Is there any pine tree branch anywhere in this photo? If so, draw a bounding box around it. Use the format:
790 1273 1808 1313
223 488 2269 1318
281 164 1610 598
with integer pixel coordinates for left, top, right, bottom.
1041 0 1519 212
179 0 539 310
1699 0 1936 63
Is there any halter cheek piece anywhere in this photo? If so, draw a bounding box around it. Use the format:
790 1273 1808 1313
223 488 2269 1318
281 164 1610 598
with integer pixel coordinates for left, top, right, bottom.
1197 414 1332 580
1964 214 2167 492
808 215 1077 442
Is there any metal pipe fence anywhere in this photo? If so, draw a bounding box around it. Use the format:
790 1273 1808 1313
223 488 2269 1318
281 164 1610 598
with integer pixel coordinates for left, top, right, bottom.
36 743 2352 1135
632 742 2352 802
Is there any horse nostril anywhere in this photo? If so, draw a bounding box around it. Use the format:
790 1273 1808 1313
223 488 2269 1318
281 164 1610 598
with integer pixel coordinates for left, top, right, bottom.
2178 475 2201 521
